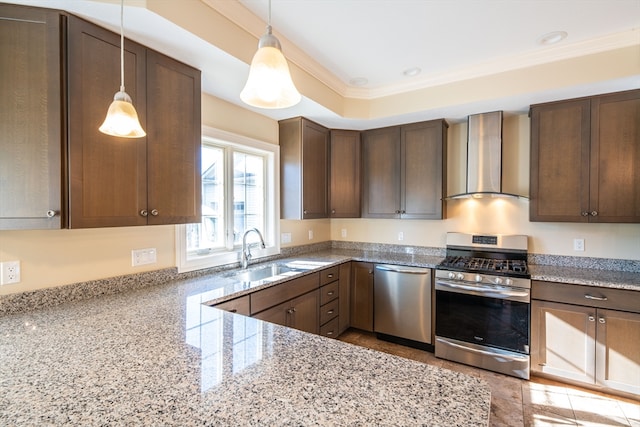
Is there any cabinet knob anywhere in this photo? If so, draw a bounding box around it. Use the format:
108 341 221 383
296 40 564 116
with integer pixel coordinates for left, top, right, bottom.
303 209 307 214
591 211 598 217
327 274 334 279
229 309 237 313
140 209 148 217
588 315 595 322
327 310 334 315
287 308 296 314
331 209 336 214
151 209 159 216
598 317 606 324
46 210 57 218
581 211 589 216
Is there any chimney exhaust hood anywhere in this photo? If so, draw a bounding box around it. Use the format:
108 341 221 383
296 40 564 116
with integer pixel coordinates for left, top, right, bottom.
448 110 526 200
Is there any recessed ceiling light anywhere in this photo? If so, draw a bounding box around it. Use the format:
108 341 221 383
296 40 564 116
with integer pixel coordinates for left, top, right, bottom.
403 67 421 77
538 31 568 45
349 77 368 86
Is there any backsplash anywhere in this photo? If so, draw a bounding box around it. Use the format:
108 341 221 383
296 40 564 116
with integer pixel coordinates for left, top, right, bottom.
1 240 637 315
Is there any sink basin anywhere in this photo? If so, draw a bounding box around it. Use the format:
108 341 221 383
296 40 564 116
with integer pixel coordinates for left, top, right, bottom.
231 263 302 284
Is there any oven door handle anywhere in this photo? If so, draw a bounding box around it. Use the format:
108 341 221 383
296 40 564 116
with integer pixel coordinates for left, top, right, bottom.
436 280 529 298
437 337 530 361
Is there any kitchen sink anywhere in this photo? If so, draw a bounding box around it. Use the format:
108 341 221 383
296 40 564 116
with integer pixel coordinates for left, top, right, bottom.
230 263 303 284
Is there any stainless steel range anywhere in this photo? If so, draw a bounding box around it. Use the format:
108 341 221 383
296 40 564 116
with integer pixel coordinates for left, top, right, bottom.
435 232 531 380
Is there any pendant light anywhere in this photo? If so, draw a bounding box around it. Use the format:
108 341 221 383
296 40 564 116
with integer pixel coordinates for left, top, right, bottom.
99 0 146 138
240 0 301 109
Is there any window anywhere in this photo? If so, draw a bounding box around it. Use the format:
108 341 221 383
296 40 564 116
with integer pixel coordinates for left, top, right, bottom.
177 127 279 272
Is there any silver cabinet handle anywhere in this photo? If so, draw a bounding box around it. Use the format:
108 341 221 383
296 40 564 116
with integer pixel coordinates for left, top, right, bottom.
46 210 57 218
286 308 296 314
327 310 334 315
591 211 598 216
327 274 334 278
588 315 595 322
140 210 148 217
229 309 237 313
581 211 589 216
303 210 307 214
585 294 607 301
327 291 334 296
599 317 606 324
151 209 159 216
326 331 334 336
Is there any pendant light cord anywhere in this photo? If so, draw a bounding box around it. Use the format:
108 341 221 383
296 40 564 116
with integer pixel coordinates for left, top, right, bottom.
119 0 125 92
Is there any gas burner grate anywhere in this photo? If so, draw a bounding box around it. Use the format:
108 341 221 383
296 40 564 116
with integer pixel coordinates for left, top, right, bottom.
439 256 528 275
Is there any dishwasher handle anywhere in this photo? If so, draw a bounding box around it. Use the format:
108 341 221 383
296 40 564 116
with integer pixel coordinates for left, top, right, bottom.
375 264 430 275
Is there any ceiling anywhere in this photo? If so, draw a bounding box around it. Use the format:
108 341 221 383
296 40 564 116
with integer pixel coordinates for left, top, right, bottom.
6 0 640 129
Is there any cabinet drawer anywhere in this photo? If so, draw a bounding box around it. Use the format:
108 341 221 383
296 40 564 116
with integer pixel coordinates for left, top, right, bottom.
320 298 339 325
320 266 339 286
211 295 251 316
251 272 319 315
320 280 339 305
532 280 640 313
319 316 340 339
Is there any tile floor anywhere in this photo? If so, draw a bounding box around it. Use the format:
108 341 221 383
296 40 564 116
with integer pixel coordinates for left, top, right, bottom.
337 329 640 426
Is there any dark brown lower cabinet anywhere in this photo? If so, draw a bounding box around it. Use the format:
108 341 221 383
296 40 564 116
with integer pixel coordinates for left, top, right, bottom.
531 281 640 397
253 290 319 335
350 262 374 331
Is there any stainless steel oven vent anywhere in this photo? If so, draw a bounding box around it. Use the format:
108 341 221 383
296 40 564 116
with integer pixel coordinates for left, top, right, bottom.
448 110 526 200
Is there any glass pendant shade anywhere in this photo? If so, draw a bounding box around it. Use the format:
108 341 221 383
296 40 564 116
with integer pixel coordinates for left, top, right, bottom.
240 26 301 109
99 90 146 138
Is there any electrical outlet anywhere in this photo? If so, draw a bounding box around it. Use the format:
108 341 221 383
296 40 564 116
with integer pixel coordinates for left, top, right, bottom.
281 232 292 244
308 230 314 240
132 248 157 266
341 228 347 238
1 261 21 285
573 238 585 252
398 231 404 241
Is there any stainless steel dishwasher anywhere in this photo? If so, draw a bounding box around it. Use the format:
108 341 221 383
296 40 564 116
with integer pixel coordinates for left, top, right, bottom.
374 264 432 346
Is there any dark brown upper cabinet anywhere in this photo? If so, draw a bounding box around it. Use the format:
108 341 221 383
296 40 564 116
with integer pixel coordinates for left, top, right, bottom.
0 5 64 230
329 130 361 218
530 89 640 223
67 16 201 228
362 120 447 219
0 5 202 230
279 117 329 219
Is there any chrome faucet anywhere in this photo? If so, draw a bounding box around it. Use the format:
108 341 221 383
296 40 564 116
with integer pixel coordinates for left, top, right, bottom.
241 228 266 269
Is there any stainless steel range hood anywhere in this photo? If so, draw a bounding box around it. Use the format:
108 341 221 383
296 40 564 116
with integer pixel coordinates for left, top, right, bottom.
448 111 526 200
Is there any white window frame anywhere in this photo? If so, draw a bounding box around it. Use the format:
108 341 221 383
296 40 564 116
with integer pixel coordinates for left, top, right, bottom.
176 126 280 273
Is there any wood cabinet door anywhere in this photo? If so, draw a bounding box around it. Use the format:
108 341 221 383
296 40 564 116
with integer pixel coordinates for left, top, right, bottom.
589 90 640 223
530 99 591 222
595 309 640 395
362 126 401 218
146 50 201 225
349 262 374 331
212 295 251 316
67 16 148 228
531 300 596 384
401 120 446 219
0 5 63 230
289 290 319 334
252 300 288 328
279 117 328 219
301 119 329 219
329 130 361 218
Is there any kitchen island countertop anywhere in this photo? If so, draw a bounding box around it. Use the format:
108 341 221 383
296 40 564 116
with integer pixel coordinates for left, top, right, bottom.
0 261 491 426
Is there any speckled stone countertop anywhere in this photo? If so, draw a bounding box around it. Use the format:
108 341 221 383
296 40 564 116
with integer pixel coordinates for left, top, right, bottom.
0 267 491 426
529 264 640 291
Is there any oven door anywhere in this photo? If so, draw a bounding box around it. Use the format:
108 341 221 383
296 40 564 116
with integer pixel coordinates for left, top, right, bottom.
435 278 530 354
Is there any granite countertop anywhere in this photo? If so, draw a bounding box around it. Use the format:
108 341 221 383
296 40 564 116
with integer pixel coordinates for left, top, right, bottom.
0 261 491 426
529 264 640 291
